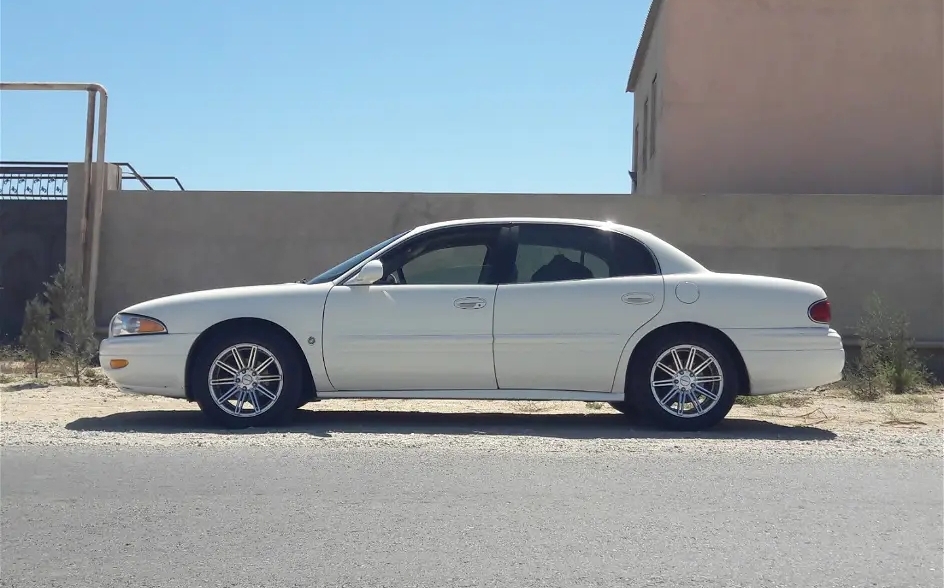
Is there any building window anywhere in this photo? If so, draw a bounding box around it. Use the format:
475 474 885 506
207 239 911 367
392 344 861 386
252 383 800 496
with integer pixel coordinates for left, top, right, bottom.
642 98 649 172
633 123 639 179
649 75 658 158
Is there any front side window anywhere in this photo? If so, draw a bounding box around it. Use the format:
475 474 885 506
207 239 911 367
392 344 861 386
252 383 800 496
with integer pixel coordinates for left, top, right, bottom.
376 225 503 285
510 224 658 284
307 231 407 284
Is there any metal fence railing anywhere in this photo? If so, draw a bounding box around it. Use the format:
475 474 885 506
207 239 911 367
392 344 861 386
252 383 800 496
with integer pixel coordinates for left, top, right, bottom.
0 160 185 200
0 164 69 199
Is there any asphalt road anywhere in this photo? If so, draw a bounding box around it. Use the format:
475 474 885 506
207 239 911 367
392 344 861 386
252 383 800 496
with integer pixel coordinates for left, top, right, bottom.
2 445 941 588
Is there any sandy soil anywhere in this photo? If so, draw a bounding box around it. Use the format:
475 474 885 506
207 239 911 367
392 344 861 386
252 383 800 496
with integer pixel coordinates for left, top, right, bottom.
1 378 941 427
1 363 942 456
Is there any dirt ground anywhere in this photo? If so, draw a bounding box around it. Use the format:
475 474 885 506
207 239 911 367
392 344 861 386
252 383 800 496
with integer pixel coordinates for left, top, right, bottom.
2 360 941 438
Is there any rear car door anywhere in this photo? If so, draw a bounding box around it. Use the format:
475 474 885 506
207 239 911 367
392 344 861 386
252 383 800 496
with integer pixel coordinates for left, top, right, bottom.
492 223 665 392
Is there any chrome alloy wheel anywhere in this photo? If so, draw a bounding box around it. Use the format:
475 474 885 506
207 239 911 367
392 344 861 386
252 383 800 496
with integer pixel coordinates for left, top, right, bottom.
649 344 724 418
207 343 284 418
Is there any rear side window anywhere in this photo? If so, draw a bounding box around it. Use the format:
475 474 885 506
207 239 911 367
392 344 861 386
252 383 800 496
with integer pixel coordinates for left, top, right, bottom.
510 224 658 283
611 232 659 276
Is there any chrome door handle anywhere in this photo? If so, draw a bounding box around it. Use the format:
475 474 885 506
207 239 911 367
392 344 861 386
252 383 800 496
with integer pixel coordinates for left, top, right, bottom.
621 292 654 305
454 297 487 310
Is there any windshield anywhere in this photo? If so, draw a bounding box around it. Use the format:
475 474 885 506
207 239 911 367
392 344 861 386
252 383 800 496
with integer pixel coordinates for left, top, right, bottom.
305 231 407 284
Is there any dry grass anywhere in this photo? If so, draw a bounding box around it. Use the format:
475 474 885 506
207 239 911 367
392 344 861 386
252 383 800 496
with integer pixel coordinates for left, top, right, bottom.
829 381 942 405
873 390 940 413
514 400 609 413
735 394 814 409
0 372 21 385
514 401 555 413
0 345 108 388
724 384 942 430
880 404 930 427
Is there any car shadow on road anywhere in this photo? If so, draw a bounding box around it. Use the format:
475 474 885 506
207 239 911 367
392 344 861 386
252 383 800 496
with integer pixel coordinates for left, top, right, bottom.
66 408 837 441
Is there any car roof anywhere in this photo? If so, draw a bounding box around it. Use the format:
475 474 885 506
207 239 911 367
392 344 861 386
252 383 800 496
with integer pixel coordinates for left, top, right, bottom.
412 216 640 236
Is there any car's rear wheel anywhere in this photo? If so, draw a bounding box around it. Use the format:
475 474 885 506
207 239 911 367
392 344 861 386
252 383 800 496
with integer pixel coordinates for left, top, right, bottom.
191 330 303 429
630 330 738 431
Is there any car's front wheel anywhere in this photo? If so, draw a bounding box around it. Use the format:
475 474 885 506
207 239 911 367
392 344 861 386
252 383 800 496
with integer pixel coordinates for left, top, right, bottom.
630 330 739 431
191 330 303 429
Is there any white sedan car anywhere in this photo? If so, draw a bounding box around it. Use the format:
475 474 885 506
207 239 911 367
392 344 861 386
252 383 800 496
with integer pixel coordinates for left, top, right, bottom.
100 217 845 431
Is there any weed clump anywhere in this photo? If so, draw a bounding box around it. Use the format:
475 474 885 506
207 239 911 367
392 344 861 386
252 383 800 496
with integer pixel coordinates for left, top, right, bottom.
845 293 929 400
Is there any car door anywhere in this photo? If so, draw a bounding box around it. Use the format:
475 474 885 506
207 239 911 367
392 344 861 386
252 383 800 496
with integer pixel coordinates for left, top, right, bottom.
321 224 508 391
492 223 665 393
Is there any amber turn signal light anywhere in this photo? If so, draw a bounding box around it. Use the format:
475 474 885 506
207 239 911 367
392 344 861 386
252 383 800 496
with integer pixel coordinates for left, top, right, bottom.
109 359 129 369
135 319 166 333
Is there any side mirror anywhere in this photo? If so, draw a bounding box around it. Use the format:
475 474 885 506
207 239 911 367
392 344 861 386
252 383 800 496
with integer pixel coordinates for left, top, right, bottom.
347 259 384 286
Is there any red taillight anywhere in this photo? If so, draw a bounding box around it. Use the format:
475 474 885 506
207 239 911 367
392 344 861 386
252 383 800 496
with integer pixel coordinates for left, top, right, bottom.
808 298 831 324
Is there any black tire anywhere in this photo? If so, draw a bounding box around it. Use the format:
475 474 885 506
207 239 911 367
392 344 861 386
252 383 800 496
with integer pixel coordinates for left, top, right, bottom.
608 401 635 415
190 329 304 429
630 329 739 431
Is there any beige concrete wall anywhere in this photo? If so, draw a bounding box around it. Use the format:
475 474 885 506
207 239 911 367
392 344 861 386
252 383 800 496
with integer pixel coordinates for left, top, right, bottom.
631 0 666 195
92 190 943 344
640 0 944 196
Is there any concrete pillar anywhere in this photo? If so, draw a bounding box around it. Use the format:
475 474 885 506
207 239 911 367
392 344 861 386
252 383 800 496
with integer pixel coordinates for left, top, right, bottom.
65 162 121 306
65 164 87 277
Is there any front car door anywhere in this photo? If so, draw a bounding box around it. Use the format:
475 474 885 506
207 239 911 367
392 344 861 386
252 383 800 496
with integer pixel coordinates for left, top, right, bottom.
322 224 508 391
493 223 665 392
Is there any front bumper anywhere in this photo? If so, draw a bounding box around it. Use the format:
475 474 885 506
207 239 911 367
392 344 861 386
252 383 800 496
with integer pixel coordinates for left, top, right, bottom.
99 333 198 399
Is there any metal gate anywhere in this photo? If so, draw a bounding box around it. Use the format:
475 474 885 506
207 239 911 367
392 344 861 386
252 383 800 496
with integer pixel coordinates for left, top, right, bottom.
0 164 69 341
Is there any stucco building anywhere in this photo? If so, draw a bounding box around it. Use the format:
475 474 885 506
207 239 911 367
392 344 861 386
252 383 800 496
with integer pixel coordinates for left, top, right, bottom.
627 0 944 196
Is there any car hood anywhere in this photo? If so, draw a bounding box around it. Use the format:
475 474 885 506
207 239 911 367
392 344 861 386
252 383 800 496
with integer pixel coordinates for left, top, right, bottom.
118 282 334 334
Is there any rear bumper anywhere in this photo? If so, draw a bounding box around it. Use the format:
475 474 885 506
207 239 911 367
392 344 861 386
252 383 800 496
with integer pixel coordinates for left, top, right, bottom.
99 333 197 399
741 347 846 395
724 327 846 395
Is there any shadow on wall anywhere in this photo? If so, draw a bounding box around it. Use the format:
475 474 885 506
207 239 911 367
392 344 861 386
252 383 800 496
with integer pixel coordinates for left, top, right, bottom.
0 200 68 341
0 250 41 339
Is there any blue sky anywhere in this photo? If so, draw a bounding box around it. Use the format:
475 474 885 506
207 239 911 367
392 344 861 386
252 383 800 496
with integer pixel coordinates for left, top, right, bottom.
1 0 646 193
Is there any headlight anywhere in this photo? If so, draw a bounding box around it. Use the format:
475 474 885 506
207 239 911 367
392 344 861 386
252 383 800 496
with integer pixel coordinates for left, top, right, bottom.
109 313 167 337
